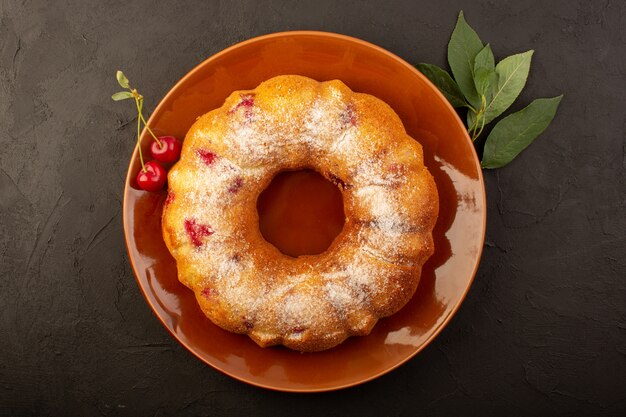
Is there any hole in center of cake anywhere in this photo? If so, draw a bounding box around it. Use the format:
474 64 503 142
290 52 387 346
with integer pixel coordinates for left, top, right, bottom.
256 169 345 257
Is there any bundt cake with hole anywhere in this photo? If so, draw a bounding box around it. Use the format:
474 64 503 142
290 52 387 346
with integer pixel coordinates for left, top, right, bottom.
161 75 438 352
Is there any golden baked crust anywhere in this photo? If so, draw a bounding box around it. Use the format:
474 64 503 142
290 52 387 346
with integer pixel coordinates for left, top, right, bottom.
162 75 439 352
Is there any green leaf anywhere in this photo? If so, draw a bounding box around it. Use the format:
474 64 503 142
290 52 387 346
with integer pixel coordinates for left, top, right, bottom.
481 95 563 169
474 44 495 72
111 91 133 101
474 68 497 99
473 44 497 98
116 70 130 89
447 11 484 108
481 50 534 125
415 63 467 108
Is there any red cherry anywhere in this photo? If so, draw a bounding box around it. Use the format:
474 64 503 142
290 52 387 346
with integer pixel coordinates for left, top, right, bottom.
150 136 181 163
136 160 167 191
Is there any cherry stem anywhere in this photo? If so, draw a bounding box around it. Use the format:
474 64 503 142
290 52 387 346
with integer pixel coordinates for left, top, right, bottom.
135 97 146 172
134 97 162 148
138 111 162 147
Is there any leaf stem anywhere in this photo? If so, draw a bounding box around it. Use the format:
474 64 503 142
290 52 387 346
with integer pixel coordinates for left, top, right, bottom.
470 95 487 141
469 113 480 140
464 103 477 112
474 110 487 139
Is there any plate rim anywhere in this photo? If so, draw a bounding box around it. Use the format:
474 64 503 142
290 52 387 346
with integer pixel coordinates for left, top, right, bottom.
122 30 487 392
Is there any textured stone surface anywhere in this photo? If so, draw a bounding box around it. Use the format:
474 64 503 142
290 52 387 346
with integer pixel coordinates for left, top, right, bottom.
0 0 625 415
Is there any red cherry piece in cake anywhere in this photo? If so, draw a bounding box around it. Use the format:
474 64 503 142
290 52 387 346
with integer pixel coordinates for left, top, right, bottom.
239 94 254 108
184 218 214 247
228 177 243 193
340 103 357 126
197 149 217 166
164 191 175 207
229 94 255 113
201 287 214 298
388 163 407 181
136 160 167 192
229 94 255 120
150 136 182 164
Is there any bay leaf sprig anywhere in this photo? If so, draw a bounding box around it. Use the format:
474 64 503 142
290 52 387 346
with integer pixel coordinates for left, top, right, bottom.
416 11 562 169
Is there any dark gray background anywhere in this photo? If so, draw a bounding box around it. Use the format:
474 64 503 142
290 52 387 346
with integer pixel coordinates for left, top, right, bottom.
1 0 625 415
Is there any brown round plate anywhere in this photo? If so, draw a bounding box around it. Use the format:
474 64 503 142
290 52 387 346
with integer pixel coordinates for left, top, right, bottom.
123 31 486 392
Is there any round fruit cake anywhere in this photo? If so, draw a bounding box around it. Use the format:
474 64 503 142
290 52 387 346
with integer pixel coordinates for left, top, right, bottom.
161 75 438 352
